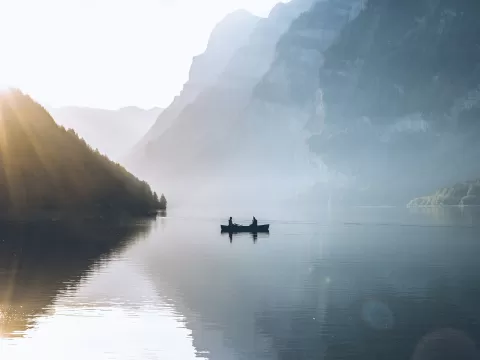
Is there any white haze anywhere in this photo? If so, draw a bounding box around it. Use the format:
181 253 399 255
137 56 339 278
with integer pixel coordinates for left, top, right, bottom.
0 0 288 109
49 106 164 160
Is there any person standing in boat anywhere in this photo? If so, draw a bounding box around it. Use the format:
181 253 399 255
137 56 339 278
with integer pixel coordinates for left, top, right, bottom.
251 216 258 227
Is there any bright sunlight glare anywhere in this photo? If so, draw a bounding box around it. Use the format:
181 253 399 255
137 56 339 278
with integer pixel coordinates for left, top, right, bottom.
0 0 287 110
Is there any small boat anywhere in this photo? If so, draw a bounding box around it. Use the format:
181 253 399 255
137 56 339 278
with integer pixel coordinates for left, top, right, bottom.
221 224 270 233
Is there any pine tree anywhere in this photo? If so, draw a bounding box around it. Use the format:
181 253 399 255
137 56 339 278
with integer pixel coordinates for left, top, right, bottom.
159 194 167 210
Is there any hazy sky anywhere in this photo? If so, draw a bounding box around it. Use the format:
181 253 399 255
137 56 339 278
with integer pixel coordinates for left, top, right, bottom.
0 0 285 109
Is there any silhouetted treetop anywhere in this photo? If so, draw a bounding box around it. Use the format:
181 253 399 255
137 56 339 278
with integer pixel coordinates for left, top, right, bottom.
159 193 167 210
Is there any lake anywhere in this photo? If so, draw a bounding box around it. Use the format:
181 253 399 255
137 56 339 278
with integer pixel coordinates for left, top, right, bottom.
0 207 480 360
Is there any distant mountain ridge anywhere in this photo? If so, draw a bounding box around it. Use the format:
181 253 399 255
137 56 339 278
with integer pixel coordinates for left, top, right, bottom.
50 106 162 160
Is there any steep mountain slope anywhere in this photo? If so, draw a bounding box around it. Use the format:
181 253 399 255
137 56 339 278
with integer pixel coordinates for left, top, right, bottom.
129 0 479 207
50 106 162 160
0 90 161 219
126 0 322 204
128 10 260 159
229 0 366 189
307 0 480 205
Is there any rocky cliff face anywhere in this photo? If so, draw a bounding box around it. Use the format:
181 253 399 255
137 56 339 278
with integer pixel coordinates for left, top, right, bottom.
126 0 368 205
127 10 260 161
130 0 479 206
306 0 480 205
230 0 366 192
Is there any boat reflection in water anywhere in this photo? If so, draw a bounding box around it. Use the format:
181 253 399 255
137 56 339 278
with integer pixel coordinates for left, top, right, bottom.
222 230 270 244
220 221 270 244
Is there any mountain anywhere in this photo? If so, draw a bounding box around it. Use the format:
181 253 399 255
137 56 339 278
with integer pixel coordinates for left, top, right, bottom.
0 90 162 219
229 0 366 198
130 0 480 207
126 0 325 205
49 106 162 160
306 0 480 205
127 10 260 159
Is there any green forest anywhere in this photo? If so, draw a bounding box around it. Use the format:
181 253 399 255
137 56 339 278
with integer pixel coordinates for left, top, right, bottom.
0 89 165 219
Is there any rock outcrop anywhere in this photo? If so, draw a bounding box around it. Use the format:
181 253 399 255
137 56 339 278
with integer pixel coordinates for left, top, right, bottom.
408 180 480 207
307 0 480 205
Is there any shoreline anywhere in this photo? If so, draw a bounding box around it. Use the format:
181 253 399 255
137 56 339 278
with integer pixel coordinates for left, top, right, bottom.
0 209 166 224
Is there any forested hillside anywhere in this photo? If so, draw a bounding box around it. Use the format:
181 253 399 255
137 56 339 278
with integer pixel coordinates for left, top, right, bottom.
0 90 162 219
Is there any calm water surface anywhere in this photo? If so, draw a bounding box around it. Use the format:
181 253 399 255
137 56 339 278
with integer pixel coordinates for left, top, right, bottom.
1 207 480 360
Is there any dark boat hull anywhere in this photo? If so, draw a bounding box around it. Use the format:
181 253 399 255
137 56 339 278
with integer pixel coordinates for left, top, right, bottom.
221 224 269 233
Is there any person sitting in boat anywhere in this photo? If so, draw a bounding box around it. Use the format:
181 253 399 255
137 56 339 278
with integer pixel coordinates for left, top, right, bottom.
229 217 234 227
251 216 258 227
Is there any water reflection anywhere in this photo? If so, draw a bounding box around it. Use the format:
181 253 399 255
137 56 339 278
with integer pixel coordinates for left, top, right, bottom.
408 206 480 226
0 208 479 360
222 231 270 244
315 282 480 360
0 220 152 338
138 211 480 360
253 222 480 360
